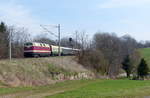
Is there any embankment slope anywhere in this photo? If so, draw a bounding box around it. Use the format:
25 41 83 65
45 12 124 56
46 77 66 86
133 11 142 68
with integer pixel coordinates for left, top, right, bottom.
0 56 94 87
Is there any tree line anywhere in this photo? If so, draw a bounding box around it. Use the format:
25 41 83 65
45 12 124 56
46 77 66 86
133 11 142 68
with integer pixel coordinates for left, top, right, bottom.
77 32 149 78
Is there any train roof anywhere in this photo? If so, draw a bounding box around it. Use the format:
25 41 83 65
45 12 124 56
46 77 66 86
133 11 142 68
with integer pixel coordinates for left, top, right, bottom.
24 42 50 47
24 42 80 50
62 47 80 51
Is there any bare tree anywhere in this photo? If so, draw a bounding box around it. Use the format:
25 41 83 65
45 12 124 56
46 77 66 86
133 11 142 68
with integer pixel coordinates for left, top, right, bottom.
78 31 90 50
93 33 124 77
121 35 138 55
77 32 139 78
34 34 56 45
61 37 73 48
11 27 31 58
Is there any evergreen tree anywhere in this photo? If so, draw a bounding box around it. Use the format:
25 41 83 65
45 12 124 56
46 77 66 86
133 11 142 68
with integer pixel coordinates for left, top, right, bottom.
0 22 7 43
0 22 9 58
122 55 133 78
137 58 149 79
0 22 7 32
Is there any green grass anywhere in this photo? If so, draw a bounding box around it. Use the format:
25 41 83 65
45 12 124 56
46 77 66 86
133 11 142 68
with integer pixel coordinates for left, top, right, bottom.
0 79 150 97
46 79 150 98
139 48 150 67
0 87 33 95
0 80 93 95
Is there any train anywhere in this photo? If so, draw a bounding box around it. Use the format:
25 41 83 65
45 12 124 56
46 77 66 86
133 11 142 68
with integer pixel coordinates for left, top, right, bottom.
24 42 80 57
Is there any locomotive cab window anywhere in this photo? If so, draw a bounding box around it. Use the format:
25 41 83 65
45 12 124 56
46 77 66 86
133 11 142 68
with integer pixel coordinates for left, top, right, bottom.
24 43 33 46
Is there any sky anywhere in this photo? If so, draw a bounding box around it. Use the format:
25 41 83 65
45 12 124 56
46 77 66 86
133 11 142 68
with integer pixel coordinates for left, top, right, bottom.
0 0 150 41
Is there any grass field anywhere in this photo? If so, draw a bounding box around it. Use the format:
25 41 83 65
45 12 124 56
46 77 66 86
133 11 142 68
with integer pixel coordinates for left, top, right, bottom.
0 79 150 98
46 79 150 98
139 48 150 67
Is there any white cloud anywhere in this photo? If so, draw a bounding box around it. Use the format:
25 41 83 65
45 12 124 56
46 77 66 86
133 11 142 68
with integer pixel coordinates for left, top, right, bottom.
0 1 42 35
99 0 150 8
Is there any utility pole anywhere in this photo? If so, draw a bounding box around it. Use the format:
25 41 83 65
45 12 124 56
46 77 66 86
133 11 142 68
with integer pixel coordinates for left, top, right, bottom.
40 24 61 56
75 31 78 49
58 24 61 56
9 28 12 61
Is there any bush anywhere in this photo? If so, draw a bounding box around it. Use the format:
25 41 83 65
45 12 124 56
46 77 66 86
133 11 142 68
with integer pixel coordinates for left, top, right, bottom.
78 50 109 75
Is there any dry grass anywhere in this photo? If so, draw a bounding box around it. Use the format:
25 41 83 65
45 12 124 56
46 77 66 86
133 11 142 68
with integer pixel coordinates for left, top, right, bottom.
0 56 92 87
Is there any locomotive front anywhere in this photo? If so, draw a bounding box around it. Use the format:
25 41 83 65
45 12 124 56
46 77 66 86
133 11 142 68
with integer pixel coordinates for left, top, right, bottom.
24 42 51 57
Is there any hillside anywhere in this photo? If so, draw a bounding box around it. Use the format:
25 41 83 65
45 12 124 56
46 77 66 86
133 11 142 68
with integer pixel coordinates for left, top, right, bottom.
139 48 150 67
0 56 94 87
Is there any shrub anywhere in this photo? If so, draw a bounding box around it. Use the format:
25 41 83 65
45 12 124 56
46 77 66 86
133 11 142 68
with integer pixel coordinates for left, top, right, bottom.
78 50 109 75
